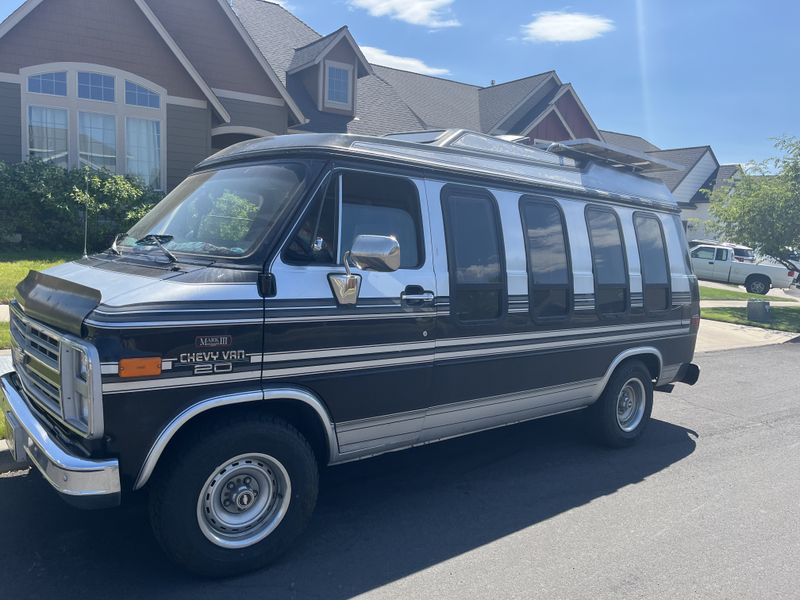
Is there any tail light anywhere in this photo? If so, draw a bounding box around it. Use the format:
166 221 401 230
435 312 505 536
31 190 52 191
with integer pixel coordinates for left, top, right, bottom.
690 314 701 333
789 271 796 278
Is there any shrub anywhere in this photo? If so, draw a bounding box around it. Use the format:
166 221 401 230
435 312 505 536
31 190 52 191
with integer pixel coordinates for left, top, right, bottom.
0 160 163 253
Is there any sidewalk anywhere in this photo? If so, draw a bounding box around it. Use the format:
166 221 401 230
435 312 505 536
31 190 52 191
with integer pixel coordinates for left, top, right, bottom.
695 319 798 353
0 304 7 321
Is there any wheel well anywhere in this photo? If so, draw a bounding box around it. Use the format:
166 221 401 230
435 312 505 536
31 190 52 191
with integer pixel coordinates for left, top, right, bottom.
619 353 660 382
151 399 332 485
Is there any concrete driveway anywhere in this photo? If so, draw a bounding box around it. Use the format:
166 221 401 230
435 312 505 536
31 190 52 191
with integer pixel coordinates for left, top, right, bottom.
1 345 799 599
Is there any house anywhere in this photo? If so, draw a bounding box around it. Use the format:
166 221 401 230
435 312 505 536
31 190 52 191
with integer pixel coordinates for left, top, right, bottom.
0 0 605 192
600 131 741 238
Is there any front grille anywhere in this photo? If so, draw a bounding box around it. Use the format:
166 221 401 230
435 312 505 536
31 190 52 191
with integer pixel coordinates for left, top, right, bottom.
9 303 63 417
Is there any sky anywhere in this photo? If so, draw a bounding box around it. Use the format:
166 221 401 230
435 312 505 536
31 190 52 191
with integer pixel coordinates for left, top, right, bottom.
1 0 797 165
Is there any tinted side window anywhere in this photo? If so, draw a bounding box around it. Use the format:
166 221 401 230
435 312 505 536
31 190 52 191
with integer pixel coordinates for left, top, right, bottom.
715 248 729 261
442 189 505 322
520 198 571 318
634 213 670 311
586 207 628 314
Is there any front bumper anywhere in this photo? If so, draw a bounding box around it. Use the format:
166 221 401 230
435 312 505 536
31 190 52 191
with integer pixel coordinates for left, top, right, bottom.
1 372 120 509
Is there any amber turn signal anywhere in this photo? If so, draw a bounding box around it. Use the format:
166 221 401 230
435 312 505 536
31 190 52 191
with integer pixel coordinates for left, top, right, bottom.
119 357 162 378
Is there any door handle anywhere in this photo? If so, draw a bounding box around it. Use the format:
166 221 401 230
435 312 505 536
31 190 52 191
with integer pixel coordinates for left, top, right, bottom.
401 285 434 305
708 261 714 265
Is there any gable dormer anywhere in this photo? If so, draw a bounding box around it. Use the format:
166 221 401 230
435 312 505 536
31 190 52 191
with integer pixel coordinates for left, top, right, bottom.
286 26 372 115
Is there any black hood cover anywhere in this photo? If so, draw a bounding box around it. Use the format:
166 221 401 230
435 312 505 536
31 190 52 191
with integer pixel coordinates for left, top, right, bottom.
15 270 102 336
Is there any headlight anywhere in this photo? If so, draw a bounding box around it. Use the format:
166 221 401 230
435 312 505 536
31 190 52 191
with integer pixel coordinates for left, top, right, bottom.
59 341 103 439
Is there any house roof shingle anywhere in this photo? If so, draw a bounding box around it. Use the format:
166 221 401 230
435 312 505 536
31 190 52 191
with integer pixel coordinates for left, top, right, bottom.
645 146 711 191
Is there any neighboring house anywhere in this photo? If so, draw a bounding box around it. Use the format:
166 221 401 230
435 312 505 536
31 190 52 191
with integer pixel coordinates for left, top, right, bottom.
0 0 604 191
601 130 741 238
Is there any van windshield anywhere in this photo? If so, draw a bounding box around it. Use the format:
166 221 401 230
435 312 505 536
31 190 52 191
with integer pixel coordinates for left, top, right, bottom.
120 162 308 258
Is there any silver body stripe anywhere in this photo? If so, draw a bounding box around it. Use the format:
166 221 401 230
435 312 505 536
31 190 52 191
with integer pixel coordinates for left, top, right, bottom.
101 327 689 393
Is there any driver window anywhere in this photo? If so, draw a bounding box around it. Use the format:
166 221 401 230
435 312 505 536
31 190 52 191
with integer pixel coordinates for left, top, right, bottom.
692 247 715 260
284 170 424 269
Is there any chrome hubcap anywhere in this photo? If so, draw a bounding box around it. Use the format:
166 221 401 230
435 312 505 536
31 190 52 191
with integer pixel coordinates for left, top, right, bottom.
616 378 646 432
197 453 291 549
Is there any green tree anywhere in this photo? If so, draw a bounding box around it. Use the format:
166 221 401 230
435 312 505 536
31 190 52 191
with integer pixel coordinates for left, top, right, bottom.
708 137 800 269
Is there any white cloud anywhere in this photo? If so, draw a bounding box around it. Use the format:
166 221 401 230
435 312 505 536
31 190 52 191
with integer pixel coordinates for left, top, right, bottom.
349 0 460 29
522 11 614 43
361 46 450 75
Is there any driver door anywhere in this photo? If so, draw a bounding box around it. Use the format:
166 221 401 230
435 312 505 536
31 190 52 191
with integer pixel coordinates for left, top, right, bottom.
265 167 437 458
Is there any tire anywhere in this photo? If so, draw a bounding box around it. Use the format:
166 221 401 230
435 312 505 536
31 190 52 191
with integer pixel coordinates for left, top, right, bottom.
148 413 319 577
587 360 653 448
745 276 770 295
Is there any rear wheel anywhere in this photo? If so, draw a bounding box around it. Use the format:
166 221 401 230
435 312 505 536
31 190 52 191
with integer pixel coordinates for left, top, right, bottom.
587 361 653 447
148 413 319 577
745 276 770 295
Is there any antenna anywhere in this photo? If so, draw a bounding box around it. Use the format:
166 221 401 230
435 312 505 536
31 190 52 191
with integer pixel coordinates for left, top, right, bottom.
82 171 89 258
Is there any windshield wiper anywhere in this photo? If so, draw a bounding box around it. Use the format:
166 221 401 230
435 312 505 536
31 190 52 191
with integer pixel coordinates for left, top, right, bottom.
136 234 178 264
109 233 126 255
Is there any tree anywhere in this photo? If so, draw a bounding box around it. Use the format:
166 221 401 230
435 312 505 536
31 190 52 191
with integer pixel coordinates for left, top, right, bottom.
708 137 800 270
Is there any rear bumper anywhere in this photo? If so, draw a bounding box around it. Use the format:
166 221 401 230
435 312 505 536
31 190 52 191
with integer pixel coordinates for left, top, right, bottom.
1 372 120 509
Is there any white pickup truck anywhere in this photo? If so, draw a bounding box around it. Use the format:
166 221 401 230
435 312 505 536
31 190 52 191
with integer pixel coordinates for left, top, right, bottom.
690 244 796 294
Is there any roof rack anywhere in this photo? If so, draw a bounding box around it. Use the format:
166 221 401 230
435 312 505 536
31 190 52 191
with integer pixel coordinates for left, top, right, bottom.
384 130 683 174
546 138 684 174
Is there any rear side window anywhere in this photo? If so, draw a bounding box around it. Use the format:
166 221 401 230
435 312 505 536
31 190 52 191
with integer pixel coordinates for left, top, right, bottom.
715 248 729 261
586 207 628 314
520 197 571 319
634 213 670 311
442 188 506 322
283 170 423 268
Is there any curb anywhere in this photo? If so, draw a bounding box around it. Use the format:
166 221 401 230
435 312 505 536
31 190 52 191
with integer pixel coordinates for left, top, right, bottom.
0 439 24 474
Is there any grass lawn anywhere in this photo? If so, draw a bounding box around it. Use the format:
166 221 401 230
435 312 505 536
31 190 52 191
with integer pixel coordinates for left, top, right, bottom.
0 250 77 303
701 306 800 333
699 285 796 302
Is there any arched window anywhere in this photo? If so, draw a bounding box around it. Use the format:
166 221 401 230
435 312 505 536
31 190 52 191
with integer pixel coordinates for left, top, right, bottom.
21 63 166 189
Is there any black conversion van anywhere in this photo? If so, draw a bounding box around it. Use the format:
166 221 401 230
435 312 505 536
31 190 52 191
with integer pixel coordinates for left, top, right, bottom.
2 130 700 575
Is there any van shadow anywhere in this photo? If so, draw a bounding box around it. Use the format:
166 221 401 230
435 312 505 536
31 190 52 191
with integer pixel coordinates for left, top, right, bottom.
0 413 696 600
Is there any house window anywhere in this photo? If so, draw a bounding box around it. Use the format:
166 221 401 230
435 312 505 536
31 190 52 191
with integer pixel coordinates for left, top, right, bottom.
79 112 117 171
125 81 160 109
78 72 115 102
27 72 67 96
28 106 68 166
324 61 353 109
20 64 167 189
126 118 161 188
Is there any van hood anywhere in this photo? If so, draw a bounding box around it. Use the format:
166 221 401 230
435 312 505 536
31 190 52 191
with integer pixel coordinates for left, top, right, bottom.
14 256 258 336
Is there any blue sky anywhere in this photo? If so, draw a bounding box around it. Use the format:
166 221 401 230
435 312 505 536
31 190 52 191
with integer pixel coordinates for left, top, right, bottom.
1 0 797 165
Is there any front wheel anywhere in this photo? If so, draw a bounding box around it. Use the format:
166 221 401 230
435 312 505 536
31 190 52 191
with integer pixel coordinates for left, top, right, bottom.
587 361 653 448
148 413 319 577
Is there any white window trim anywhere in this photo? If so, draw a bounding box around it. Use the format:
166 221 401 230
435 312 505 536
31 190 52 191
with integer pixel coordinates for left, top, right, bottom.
20 63 167 190
323 60 354 111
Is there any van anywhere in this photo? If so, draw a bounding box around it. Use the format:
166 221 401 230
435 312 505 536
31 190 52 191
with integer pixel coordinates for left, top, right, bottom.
2 130 701 576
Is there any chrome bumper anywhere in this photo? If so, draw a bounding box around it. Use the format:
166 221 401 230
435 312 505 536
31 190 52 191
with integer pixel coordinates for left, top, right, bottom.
1 372 120 508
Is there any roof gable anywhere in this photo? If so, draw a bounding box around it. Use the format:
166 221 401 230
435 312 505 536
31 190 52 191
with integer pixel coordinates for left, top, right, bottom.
646 146 714 191
0 0 230 121
600 130 660 153
477 72 555 132
287 26 372 77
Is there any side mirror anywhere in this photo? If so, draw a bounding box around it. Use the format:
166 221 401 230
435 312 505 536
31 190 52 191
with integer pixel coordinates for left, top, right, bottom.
327 235 400 305
349 234 401 272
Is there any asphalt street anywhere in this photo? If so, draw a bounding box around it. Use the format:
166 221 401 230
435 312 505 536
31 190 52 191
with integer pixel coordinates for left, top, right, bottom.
1 344 799 599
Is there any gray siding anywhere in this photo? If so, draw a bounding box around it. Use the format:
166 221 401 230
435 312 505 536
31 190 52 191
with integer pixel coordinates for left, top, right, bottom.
0 0 205 100
219 97 288 134
167 104 212 190
0 82 21 164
